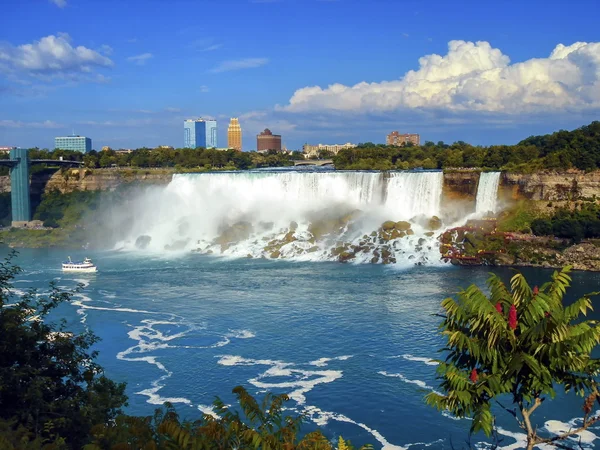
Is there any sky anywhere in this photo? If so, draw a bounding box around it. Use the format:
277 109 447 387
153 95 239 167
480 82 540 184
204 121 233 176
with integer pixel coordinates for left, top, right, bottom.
0 0 599 151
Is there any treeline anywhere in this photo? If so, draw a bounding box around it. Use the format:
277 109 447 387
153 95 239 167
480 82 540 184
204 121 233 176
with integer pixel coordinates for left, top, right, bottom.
333 121 600 172
2 148 302 171
531 203 600 242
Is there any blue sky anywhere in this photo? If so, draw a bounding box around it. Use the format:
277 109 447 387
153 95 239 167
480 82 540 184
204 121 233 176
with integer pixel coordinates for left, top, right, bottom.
0 0 599 150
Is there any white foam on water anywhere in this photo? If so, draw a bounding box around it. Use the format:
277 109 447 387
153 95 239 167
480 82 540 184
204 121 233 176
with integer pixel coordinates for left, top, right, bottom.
399 354 439 366
198 404 219 419
228 329 256 339
303 405 406 450
378 371 439 393
309 355 353 367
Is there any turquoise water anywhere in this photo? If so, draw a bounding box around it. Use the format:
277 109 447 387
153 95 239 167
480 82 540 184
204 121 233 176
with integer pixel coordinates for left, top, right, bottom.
7 248 600 449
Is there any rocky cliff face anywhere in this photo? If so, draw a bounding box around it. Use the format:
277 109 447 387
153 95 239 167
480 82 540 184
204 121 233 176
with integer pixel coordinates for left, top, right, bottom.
0 168 174 194
500 171 600 201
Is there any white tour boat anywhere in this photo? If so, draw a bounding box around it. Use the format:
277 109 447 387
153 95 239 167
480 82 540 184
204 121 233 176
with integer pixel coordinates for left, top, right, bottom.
62 257 97 273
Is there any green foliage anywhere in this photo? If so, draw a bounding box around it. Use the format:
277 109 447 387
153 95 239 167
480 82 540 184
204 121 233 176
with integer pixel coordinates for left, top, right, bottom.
80 148 294 171
0 252 128 448
86 386 373 449
333 121 600 171
427 267 600 448
531 203 600 242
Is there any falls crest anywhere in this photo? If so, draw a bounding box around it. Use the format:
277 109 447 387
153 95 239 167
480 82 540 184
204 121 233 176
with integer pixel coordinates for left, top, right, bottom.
475 172 501 214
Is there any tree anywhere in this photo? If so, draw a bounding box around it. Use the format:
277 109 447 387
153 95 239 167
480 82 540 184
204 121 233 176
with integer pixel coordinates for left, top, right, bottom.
0 252 128 448
427 267 600 450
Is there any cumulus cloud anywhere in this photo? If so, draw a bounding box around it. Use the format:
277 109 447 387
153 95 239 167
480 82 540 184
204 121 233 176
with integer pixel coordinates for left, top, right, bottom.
280 40 600 114
0 33 113 80
127 53 153 65
209 58 268 73
49 0 67 8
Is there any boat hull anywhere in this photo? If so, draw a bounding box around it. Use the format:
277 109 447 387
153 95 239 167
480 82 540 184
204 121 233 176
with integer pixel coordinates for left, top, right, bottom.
62 266 97 273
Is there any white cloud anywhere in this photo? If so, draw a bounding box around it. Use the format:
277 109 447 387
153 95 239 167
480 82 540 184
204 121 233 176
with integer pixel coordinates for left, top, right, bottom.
209 58 268 73
127 53 153 65
98 44 113 56
165 107 181 113
0 33 113 79
49 0 67 8
0 119 63 129
279 40 600 114
199 85 210 93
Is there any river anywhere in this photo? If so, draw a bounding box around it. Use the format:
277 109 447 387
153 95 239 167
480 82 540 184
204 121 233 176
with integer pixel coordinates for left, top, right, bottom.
6 248 600 449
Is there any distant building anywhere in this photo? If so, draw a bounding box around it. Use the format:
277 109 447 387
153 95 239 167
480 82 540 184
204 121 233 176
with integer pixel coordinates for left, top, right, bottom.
0 146 16 154
227 118 242 151
101 146 112 152
257 129 282 152
157 145 174 150
184 118 217 149
302 142 357 158
55 135 92 153
386 131 420 147
115 149 134 154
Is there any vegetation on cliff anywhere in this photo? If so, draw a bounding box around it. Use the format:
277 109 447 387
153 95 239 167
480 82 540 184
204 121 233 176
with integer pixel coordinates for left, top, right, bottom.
428 267 600 450
531 202 600 242
334 121 600 172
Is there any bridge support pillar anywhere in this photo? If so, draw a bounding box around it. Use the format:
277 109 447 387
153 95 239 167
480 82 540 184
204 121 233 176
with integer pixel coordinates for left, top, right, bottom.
9 148 31 226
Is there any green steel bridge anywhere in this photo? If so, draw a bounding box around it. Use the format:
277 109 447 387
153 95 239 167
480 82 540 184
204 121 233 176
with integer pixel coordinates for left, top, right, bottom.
0 148 84 226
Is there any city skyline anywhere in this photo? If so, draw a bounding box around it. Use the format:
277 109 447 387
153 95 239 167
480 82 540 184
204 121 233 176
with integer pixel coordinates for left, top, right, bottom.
1 0 599 150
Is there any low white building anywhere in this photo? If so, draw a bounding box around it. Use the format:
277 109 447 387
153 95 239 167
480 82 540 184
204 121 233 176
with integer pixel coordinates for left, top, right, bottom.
302 142 356 158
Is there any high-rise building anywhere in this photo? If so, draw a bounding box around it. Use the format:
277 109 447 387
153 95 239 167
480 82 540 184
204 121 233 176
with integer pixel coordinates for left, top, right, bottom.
184 118 218 149
386 131 420 147
257 129 282 152
227 118 242 151
54 135 92 153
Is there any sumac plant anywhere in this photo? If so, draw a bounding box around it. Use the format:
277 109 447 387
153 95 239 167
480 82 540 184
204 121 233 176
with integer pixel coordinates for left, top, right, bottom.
426 267 600 450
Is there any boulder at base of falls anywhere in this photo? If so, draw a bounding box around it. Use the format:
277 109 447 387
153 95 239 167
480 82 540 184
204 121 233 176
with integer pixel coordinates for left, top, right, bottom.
381 221 396 231
394 221 412 231
135 235 152 249
164 239 190 251
428 216 443 231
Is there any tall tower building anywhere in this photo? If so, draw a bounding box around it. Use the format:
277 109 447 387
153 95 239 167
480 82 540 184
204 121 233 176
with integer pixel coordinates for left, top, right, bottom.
386 131 420 147
184 118 218 149
227 118 242 151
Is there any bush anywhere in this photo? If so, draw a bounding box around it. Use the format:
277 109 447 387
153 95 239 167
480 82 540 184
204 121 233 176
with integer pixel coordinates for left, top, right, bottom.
531 218 553 236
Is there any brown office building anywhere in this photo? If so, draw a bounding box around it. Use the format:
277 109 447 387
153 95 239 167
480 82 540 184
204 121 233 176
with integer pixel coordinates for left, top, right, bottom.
227 118 242 151
386 131 420 147
257 128 282 152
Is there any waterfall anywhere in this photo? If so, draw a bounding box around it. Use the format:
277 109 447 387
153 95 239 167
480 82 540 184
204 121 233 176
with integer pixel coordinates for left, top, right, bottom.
475 172 501 215
384 171 443 218
114 170 446 266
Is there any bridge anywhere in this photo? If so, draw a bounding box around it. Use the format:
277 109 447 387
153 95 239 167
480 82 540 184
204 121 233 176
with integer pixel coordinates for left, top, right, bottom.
293 159 334 167
2 148 84 227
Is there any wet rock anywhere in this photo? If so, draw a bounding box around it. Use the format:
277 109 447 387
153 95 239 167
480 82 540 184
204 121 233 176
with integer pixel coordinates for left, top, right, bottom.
424 232 435 237
407 229 415 235
382 221 396 231
418 238 426 245
270 250 281 259
307 246 319 253
395 221 412 231
135 235 152 250
289 221 298 231
370 255 380 264
338 251 355 262
215 221 253 246
428 216 443 231
247 254 253 258
164 239 190 251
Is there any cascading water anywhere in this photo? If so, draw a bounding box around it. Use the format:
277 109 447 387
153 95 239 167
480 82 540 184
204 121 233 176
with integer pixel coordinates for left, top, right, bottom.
475 172 501 215
116 171 448 266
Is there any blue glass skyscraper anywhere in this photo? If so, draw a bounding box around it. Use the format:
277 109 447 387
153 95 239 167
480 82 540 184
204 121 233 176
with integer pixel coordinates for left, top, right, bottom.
184 119 218 148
